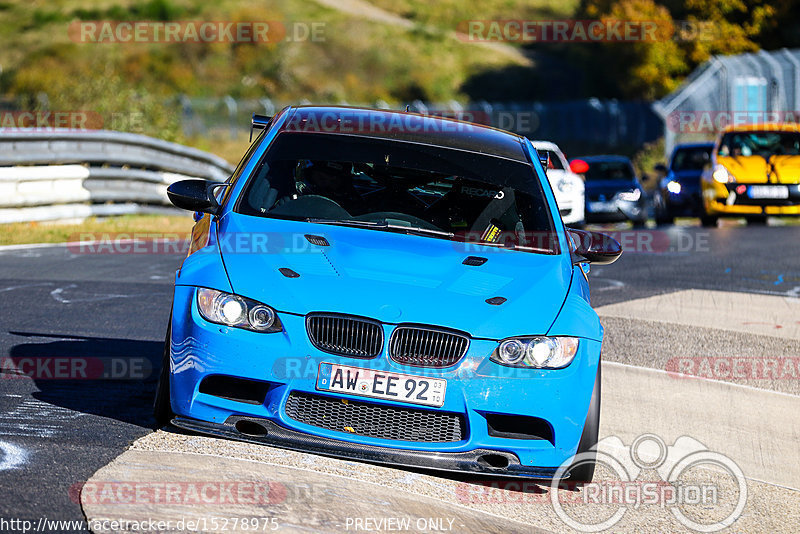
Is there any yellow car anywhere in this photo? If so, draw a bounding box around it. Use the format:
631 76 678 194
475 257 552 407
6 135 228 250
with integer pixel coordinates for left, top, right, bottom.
700 123 800 226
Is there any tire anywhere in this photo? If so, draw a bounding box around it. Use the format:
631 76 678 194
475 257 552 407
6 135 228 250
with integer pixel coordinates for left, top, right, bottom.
631 219 646 229
654 205 674 226
655 214 674 226
568 365 601 483
700 215 718 228
653 194 673 226
745 215 768 225
153 319 174 428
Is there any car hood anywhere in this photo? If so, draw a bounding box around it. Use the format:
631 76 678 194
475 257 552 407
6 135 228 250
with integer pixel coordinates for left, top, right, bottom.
218 214 572 339
717 155 800 183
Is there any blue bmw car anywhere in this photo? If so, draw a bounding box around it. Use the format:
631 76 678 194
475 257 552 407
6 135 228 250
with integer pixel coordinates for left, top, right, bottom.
154 106 621 481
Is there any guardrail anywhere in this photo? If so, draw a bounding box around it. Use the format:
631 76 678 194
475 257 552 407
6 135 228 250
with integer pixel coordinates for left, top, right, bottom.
0 129 235 223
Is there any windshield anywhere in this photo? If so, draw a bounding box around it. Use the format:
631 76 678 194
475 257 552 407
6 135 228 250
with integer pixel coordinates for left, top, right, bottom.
718 131 800 158
542 150 565 170
671 147 711 171
583 160 636 182
236 132 558 254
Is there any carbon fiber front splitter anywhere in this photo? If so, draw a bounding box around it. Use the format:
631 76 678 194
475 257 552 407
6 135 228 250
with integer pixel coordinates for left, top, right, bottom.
171 415 562 480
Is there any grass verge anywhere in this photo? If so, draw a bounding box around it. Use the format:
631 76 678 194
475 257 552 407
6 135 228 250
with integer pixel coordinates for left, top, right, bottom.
0 214 195 246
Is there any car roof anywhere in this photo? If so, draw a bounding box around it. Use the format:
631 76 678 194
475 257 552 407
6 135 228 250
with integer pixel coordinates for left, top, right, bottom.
574 155 632 163
673 142 714 149
277 106 530 163
529 140 561 152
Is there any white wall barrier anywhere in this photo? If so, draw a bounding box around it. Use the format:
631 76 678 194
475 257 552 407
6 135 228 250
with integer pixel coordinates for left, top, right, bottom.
0 129 234 223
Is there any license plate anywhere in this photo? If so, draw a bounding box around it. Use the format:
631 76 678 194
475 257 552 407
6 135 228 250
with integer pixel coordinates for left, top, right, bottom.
316 363 446 407
748 185 789 199
588 201 615 213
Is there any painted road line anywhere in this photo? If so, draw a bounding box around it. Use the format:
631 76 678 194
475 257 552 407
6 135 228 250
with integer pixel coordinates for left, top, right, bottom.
597 289 800 340
602 361 800 491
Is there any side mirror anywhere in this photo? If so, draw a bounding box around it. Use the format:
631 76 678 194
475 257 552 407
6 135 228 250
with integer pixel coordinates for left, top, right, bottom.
167 179 225 215
568 229 622 265
569 159 589 174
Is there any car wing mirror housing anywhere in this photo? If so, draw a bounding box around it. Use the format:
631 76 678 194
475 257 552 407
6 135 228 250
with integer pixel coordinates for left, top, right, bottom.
568 229 622 265
167 179 227 215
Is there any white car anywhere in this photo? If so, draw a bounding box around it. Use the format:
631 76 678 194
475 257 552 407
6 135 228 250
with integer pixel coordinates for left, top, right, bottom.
531 140 585 227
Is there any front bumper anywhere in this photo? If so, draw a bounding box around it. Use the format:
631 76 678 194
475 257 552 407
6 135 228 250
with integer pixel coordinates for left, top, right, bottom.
168 285 601 473
703 181 800 216
172 415 561 479
663 190 703 216
585 199 645 223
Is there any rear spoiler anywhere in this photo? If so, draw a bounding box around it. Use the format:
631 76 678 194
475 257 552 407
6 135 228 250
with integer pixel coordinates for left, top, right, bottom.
250 113 272 142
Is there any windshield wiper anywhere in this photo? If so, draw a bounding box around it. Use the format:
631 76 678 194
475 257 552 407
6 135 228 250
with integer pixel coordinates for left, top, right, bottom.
464 240 555 254
307 218 454 238
384 224 455 238
306 218 382 227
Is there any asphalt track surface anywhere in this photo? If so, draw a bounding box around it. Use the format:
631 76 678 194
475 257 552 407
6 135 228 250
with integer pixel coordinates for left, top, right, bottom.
0 223 799 531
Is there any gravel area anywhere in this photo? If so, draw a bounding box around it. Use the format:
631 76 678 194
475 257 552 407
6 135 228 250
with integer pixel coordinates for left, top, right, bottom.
600 316 800 395
113 428 800 533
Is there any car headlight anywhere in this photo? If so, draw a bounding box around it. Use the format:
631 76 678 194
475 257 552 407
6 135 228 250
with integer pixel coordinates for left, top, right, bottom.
491 337 579 369
666 180 681 194
617 189 641 202
557 179 574 194
196 288 282 332
712 164 734 184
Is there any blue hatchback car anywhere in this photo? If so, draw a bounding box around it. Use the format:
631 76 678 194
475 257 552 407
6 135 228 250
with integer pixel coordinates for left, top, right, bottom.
154 106 621 481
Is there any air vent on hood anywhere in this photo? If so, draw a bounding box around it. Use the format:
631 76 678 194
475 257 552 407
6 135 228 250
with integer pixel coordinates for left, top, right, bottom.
485 296 507 306
462 256 488 266
278 268 300 278
305 235 330 246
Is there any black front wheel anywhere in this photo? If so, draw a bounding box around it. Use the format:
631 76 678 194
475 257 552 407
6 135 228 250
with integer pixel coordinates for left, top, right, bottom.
153 320 174 428
745 215 768 225
700 215 718 228
654 206 674 226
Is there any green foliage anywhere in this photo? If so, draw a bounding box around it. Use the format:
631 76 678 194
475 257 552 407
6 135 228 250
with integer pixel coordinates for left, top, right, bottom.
367 0 580 26
575 0 785 99
632 137 665 190
72 0 199 22
10 45 183 141
0 0 518 115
